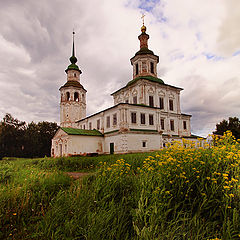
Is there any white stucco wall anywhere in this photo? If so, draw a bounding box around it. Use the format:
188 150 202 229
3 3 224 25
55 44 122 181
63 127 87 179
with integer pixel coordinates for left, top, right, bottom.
104 132 162 154
69 135 104 155
76 103 191 137
112 80 181 115
52 129 104 157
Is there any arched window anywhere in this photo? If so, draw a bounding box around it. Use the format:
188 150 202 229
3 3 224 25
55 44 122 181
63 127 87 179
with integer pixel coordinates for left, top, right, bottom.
82 94 85 100
66 92 70 101
74 92 79 101
74 73 77 77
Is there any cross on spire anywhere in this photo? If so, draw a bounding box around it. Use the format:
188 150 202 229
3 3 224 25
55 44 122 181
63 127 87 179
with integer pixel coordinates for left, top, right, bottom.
141 13 145 25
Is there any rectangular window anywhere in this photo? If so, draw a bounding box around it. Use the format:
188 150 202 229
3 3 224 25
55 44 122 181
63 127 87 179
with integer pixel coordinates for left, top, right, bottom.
149 96 154 107
140 113 146 124
131 112 137 124
170 120 174 131
136 63 139 75
149 114 154 125
169 99 173 111
83 125 85 129
97 119 100 130
106 116 110 128
183 121 187 130
160 118 165 130
169 99 174 111
150 62 154 74
159 97 164 109
89 122 92 130
133 96 137 104
142 141 147 147
113 113 117 125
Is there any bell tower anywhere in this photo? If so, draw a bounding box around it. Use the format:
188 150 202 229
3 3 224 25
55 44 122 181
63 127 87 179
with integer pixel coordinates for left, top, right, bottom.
60 32 87 127
130 16 159 79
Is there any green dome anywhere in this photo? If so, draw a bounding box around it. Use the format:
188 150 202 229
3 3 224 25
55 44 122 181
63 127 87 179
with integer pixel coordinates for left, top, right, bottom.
135 47 154 56
65 63 82 73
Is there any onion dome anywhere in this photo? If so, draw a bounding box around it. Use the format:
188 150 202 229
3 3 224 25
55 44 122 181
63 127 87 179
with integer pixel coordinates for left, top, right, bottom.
141 24 146 33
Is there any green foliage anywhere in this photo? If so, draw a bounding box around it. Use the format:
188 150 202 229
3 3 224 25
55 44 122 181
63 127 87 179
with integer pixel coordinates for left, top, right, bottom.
0 113 59 159
1 134 240 239
0 159 72 239
214 117 240 140
0 113 26 159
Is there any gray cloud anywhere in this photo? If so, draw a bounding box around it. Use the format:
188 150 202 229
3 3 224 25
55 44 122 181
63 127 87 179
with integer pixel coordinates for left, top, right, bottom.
0 0 239 138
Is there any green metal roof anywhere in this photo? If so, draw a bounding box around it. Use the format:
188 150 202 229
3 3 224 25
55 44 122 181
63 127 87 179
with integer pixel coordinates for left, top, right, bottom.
111 75 183 95
61 127 103 136
135 47 154 56
65 63 82 73
127 75 164 86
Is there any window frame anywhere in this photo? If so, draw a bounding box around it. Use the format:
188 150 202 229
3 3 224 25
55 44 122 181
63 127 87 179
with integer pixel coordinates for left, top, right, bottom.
142 141 147 148
131 112 137 124
159 97 164 109
170 119 174 131
149 95 154 107
160 118 165 130
113 113 117 126
169 99 174 111
133 96 137 104
136 63 139 75
140 113 146 125
183 120 187 130
149 114 154 125
150 62 154 74
106 116 110 128
97 119 100 130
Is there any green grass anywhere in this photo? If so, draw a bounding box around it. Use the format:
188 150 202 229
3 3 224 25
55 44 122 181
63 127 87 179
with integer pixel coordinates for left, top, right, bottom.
1 132 240 239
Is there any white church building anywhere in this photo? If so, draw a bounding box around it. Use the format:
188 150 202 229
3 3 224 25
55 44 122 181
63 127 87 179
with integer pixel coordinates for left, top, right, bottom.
51 24 199 157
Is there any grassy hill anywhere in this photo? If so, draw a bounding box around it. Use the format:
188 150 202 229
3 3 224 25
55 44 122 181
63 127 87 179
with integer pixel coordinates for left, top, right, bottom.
1 132 240 239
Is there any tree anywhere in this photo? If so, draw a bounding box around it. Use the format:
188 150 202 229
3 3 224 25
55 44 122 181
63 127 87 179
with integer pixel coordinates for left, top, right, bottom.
213 117 240 139
0 113 26 158
24 121 59 157
0 113 59 159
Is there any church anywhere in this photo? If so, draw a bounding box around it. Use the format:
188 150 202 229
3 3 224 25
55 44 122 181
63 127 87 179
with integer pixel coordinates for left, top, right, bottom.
51 23 198 157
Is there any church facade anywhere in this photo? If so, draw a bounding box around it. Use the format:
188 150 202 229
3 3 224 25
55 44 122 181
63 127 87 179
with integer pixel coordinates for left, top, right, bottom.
51 24 198 157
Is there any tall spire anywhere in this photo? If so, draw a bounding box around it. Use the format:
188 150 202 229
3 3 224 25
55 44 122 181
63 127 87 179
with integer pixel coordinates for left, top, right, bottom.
66 31 81 73
69 31 77 64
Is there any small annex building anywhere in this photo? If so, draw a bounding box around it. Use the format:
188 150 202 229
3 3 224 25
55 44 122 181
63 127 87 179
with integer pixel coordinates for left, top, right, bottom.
52 24 199 157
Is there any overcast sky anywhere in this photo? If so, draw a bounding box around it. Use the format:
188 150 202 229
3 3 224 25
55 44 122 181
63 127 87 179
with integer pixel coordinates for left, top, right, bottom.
0 0 239 136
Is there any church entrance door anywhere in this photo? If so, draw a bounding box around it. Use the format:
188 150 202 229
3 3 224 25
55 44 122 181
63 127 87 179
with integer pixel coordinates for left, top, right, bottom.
110 143 114 154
